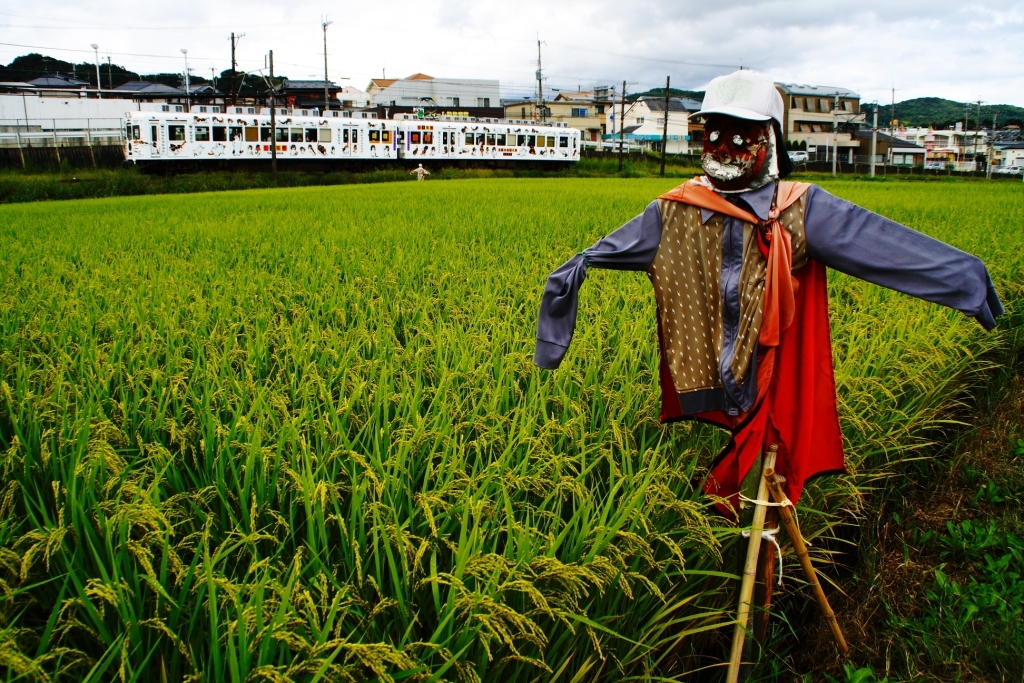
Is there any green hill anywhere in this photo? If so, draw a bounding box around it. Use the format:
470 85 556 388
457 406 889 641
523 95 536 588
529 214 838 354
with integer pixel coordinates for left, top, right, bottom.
881 97 1024 129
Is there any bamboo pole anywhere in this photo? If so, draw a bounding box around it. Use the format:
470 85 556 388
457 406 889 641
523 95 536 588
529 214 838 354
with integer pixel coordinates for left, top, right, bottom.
725 444 778 683
764 468 849 654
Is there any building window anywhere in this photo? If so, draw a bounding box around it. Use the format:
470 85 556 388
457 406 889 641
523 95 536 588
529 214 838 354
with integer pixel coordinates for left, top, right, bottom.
635 117 644 124
791 96 800 109
447 97 460 107
571 107 588 117
477 97 489 107
656 117 664 126
522 107 526 118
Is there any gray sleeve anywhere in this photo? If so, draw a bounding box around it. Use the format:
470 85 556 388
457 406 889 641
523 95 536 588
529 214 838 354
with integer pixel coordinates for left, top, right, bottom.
803 185 1004 330
534 200 663 368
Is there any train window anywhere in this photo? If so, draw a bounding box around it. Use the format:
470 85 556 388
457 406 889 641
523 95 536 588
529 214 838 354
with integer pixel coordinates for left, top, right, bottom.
276 128 287 142
517 135 526 146
547 136 555 147
132 125 141 140
168 125 185 141
319 128 332 143
305 128 317 142
351 130 358 143
410 131 421 144
527 135 536 147
496 134 505 145
290 128 302 142
229 126 243 141
343 129 349 143
126 123 131 139
151 125 157 142
382 130 392 144
195 126 210 141
559 136 568 148
213 126 227 142
442 132 449 144
369 130 380 143
423 132 433 144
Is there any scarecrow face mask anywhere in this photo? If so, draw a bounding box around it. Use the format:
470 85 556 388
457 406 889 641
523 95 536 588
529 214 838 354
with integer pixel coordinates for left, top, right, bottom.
701 115 771 191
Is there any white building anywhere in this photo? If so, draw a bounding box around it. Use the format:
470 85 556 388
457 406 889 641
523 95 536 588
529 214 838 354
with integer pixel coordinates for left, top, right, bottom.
896 125 988 169
605 96 699 154
337 87 370 109
366 73 500 109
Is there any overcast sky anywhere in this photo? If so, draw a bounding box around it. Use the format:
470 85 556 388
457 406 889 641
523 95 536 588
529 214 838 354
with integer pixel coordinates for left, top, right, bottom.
2 1 1022 106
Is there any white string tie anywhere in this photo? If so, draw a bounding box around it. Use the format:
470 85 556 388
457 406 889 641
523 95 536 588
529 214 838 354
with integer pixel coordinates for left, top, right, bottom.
742 527 784 585
738 492 807 538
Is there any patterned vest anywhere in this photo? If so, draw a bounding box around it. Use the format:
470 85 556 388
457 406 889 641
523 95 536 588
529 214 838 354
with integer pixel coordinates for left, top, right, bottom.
649 191 809 399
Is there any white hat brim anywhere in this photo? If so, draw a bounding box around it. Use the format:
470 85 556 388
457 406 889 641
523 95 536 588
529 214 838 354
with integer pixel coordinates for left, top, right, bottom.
688 105 773 122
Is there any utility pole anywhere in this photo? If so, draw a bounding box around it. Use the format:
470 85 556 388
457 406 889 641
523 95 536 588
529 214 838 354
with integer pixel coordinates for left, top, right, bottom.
618 80 627 172
890 86 895 130
91 44 101 98
871 106 878 178
106 55 112 90
973 100 982 168
230 32 245 106
322 17 333 114
660 75 670 177
269 50 278 182
987 112 997 179
832 92 839 177
181 49 191 112
535 37 545 122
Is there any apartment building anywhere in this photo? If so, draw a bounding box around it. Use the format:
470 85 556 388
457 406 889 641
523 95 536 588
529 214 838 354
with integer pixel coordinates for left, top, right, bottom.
504 91 611 141
775 83 863 158
366 73 500 113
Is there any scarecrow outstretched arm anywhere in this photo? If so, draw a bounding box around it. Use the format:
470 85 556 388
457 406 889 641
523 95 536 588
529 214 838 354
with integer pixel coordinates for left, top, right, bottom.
535 201 663 368
803 186 1003 330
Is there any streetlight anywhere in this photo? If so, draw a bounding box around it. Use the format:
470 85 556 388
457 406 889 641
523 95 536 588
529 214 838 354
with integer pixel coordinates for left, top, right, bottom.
91 44 101 98
180 48 190 112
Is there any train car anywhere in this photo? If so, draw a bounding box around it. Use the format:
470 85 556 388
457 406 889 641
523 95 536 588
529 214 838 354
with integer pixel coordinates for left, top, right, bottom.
394 116 579 166
123 110 396 167
124 109 578 170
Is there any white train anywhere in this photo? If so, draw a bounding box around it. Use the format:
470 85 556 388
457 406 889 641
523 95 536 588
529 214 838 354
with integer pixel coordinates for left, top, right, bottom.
123 110 580 169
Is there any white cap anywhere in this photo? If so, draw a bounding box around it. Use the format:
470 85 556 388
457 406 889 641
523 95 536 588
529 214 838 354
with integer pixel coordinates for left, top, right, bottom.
690 70 783 126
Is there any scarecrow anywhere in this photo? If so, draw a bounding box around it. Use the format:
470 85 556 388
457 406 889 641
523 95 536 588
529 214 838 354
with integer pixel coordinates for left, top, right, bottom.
534 69 1003 674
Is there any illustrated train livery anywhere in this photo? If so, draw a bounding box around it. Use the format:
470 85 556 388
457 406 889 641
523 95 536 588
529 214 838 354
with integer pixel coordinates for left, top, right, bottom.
123 109 580 169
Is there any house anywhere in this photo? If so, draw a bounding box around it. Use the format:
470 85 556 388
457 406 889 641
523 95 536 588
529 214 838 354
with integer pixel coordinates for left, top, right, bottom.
603 96 701 154
113 81 184 98
279 79 342 111
997 142 1024 167
774 83 863 160
504 90 612 142
26 74 90 90
366 73 500 115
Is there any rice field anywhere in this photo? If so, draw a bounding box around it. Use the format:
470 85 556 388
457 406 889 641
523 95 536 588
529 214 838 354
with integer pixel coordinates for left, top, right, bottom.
0 178 1021 682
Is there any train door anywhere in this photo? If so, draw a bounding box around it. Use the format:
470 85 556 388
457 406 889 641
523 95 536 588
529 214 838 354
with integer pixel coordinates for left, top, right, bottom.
341 125 357 157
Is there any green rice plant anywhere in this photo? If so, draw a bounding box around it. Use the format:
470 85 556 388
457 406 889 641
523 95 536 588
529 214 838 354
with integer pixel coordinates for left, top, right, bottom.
0 178 1020 681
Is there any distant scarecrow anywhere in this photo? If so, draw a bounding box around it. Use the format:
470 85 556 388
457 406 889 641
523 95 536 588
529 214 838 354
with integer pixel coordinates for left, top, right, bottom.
535 69 1003 513
411 163 430 181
